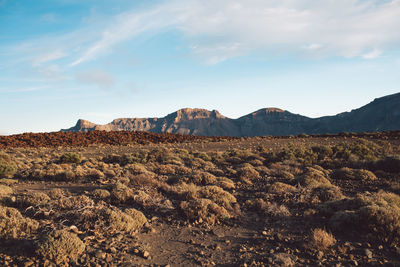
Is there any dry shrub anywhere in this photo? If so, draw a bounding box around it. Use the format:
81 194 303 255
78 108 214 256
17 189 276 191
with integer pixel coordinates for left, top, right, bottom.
97 207 147 233
92 189 111 199
331 167 377 181
56 195 94 210
269 162 302 178
247 199 291 217
237 165 260 184
173 165 192 175
0 178 18 185
126 163 148 175
373 156 400 173
0 205 39 238
124 208 147 228
268 182 296 194
59 153 81 164
180 198 230 225
0 153 17 178
35 229 85 264
321 191 400 245
0 184 13 198
297 167 332 188
216 177 235 190
189 170 217 185
255 166 271 176
110 183 134 204
265 202 291 217
309 228 336 251
17 192 50 207
156 164 176 175
197 185 237 210
311 185 344 202
249 159 264 167
129 172 158 187
47 188 67 199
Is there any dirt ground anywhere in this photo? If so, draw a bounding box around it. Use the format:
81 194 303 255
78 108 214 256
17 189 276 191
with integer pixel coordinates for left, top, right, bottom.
1 132 400 266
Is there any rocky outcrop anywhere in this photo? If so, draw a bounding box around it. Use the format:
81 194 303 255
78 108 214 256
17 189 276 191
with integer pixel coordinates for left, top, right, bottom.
62 93 400 136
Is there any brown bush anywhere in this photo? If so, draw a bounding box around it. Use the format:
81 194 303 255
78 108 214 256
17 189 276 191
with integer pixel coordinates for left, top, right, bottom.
98 207 146 233
297 167 332 188
197 185 237 211
331 168 377 181
309 228 336 251
35 229 85 264
268 182 296 194
180 198 230 225
110 182 134 204
92 189 111 199
17 191 50 207
321 191 400 245
124 208 148 229
0 184 13 198
0 205 39 238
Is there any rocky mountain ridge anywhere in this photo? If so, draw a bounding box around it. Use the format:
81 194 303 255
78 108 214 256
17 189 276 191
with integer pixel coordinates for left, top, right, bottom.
62 93 400 136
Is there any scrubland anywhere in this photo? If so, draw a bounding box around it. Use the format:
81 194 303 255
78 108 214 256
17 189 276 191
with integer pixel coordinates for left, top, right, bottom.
0 132 400 266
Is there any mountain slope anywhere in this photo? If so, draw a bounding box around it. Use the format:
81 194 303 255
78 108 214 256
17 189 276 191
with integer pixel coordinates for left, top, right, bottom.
62 93 400 136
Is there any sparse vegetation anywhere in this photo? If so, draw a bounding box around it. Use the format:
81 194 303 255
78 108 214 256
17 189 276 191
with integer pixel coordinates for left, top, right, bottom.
0 132 399 266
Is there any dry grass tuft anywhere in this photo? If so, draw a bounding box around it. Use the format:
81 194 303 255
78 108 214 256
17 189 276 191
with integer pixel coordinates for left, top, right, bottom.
309 228 336 251
268 182 296 194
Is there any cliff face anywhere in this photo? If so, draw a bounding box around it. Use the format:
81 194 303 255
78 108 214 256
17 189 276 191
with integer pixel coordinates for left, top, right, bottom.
62 93 400 136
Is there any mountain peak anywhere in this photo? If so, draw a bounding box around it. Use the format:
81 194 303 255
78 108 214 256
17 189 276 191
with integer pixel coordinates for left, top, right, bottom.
62 92 400 136
171 108 225 121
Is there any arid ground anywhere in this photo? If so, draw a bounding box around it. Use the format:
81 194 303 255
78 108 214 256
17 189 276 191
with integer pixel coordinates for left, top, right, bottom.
1 131 400 266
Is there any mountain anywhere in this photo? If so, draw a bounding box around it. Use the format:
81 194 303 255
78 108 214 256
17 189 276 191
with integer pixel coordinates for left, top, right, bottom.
62 93 400 136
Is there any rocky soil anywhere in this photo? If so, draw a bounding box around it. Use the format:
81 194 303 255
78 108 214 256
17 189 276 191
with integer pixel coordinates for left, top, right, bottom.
0 132 400 266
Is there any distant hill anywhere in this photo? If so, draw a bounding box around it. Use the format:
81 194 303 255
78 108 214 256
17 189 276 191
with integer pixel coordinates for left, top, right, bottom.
62 93 400 136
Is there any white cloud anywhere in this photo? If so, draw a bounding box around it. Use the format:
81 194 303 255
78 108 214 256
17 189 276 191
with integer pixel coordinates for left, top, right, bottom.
362 49 382 59
69 0 400 65
4 0 400 73
76 69 114 88
32 50 66 66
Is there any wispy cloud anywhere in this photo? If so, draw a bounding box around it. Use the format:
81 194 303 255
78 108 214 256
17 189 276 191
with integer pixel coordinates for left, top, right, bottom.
3 0 400 75
362 49 382 59
68 0 400 65
75 69 114 89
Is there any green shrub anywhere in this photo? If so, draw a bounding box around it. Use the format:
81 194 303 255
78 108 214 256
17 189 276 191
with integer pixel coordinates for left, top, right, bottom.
0 153 17 177
60 153 81 164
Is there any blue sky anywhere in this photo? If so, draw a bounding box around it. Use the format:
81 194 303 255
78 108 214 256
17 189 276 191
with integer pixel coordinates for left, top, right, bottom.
1 0 399 134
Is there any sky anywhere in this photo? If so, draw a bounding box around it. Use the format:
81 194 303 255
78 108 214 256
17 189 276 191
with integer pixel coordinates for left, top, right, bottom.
1 0 400 134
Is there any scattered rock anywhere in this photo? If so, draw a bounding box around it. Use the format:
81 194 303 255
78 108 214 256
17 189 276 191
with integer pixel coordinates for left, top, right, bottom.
364 248 373 259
